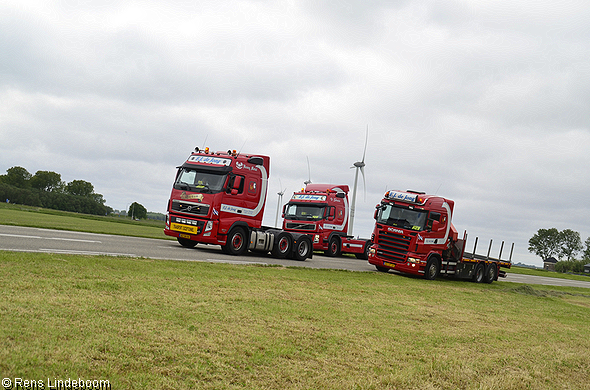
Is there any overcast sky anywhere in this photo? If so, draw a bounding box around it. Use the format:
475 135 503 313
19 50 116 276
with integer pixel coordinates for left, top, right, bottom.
2 0 589 267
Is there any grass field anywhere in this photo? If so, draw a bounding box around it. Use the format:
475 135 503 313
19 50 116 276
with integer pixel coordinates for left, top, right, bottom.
1 205 590 389
1 251 590 390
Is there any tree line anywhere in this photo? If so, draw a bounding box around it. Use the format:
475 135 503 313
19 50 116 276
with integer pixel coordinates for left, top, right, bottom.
0 166 111 216
528 228 590 273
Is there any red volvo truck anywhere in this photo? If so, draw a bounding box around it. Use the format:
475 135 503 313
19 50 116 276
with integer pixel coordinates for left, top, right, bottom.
164 147 313 260
282 184 373 259
368 190 512 283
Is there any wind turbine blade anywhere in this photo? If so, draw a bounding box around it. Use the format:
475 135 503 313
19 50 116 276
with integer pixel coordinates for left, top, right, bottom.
361 125 368 163
360 166 366 201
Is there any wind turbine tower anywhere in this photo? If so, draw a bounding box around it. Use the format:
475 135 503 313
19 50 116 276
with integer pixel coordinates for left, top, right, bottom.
274 180 287 228
348 126 368 236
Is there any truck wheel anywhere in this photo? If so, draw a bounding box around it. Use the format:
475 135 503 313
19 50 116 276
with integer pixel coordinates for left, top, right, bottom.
293 237 311 261
425 258 439 280
271 233 291 259
484 263 497 284
223 227 248 256
325 236 341 257
355 241 371 260
375 266 389 273
177 237 197 248
473 263 485 283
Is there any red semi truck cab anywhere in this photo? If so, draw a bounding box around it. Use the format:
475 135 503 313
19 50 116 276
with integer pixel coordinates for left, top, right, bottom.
368 189 511 282
164 147 270 250
282 184 372 259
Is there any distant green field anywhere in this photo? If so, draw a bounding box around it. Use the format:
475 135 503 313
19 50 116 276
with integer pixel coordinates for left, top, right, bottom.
0 202 170 240
1 251 589 390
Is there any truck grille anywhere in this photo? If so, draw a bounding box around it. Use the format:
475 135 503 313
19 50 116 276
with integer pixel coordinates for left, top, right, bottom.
172 200 210 216
376 230 416 262
285 222 316 231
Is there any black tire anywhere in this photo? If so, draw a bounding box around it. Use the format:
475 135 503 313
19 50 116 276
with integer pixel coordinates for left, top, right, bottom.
484 263 498 284
424 257 439 280
177 237 197 248
355 241 372 260
293 237 311 261
223 227 248 256
375 266 389 273
473 263 485 283
325 236 341 257
271 233 292 259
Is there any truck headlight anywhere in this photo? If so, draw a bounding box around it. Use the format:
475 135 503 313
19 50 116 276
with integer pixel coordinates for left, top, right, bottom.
408 257 419 264
205 221 213 232
314 235 320 243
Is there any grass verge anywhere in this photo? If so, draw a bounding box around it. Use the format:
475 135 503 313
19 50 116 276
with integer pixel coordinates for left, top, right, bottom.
1 251 589 389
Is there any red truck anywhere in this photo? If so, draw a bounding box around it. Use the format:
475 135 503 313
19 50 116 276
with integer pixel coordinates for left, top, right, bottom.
164 147 313 260
368 190 512 283
282 184 373 259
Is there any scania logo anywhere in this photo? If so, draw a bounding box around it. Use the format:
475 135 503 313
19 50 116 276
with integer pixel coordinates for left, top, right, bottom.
388 227 404 234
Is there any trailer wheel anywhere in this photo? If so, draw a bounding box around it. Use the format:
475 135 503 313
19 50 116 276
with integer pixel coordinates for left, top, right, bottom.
473 263 485 283
293 237 311 261
177 237 197 248
271 233 292 258
484 263 497 284
223 227 248 256
425 258 439 280
326 236 341 257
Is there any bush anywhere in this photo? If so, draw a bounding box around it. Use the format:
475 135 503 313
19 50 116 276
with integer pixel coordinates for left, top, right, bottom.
555 259 586 273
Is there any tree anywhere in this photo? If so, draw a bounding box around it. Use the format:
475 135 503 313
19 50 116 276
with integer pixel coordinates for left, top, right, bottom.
583 237 590 261
30 170 64 192
66 180 94 197
128 202 147 220
2 166 32 188
558 229 582 261
528 228 560 261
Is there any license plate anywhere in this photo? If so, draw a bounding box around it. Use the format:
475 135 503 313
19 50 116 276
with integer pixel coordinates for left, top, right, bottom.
179 233 191 239
383 261 396 268
171 223 198 234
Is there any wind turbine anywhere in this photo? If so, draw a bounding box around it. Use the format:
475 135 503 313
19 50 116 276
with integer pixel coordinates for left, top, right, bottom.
304 156 312 186
348 126 368 236
274 179 287 228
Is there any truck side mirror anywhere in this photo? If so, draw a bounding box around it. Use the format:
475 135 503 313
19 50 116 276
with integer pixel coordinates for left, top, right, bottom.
431 220 440 232
231 176 242 195
327 207 335 220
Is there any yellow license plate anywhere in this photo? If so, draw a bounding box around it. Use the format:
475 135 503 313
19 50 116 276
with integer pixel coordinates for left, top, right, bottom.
383 261 396 268
171 223 198 234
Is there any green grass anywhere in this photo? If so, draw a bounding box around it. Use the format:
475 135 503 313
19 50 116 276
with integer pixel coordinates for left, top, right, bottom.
1 251 590 390
0 202 169 240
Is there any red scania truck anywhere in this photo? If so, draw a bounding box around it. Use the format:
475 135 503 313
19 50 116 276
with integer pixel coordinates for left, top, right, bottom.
164 147 313 260
282 184 373 259
368 190 512 283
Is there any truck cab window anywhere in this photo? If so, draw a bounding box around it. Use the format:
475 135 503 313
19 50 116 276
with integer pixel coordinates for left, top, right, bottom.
377 204 428 231
285 204 325 220
174 168 227 193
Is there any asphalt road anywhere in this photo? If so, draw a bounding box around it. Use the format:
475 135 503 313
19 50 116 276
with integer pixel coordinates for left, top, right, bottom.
2 224 590 289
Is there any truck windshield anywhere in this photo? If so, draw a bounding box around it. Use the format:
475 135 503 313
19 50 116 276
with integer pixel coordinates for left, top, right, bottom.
174 168 227 193
376 204 427 231
284 204 325 220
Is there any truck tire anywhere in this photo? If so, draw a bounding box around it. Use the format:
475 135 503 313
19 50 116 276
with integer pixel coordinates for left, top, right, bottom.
292 237 311 261
355 241 372 260
473 263 485 283
424 258 439 280
223 227 248 256
326 236 341 257
484 263 497 284
177 237 197 248
271 233 292 259
375 266 389 273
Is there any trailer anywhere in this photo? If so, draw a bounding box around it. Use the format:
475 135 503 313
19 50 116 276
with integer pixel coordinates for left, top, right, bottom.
368 190 512 282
